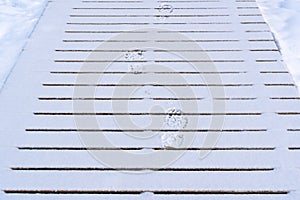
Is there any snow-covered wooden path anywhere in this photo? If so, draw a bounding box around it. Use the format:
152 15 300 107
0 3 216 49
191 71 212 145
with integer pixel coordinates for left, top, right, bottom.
1 0 300 199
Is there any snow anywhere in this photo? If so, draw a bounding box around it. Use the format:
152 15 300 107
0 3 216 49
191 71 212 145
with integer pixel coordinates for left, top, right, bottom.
1 0 300 198
257 0 300 92
0 0 47 91
0 0 299 94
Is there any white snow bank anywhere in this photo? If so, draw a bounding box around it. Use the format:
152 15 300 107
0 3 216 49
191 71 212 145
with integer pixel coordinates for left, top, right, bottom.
0 0 47 90
257 0 300 92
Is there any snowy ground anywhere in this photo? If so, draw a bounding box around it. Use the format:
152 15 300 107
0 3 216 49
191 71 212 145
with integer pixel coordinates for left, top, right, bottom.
0 0 47 91
257 0 300 92
0 0 299 94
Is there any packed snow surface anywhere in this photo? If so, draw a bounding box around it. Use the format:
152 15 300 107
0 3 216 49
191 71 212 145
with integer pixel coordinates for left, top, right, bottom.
0 0 47 90
258 0 300 92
